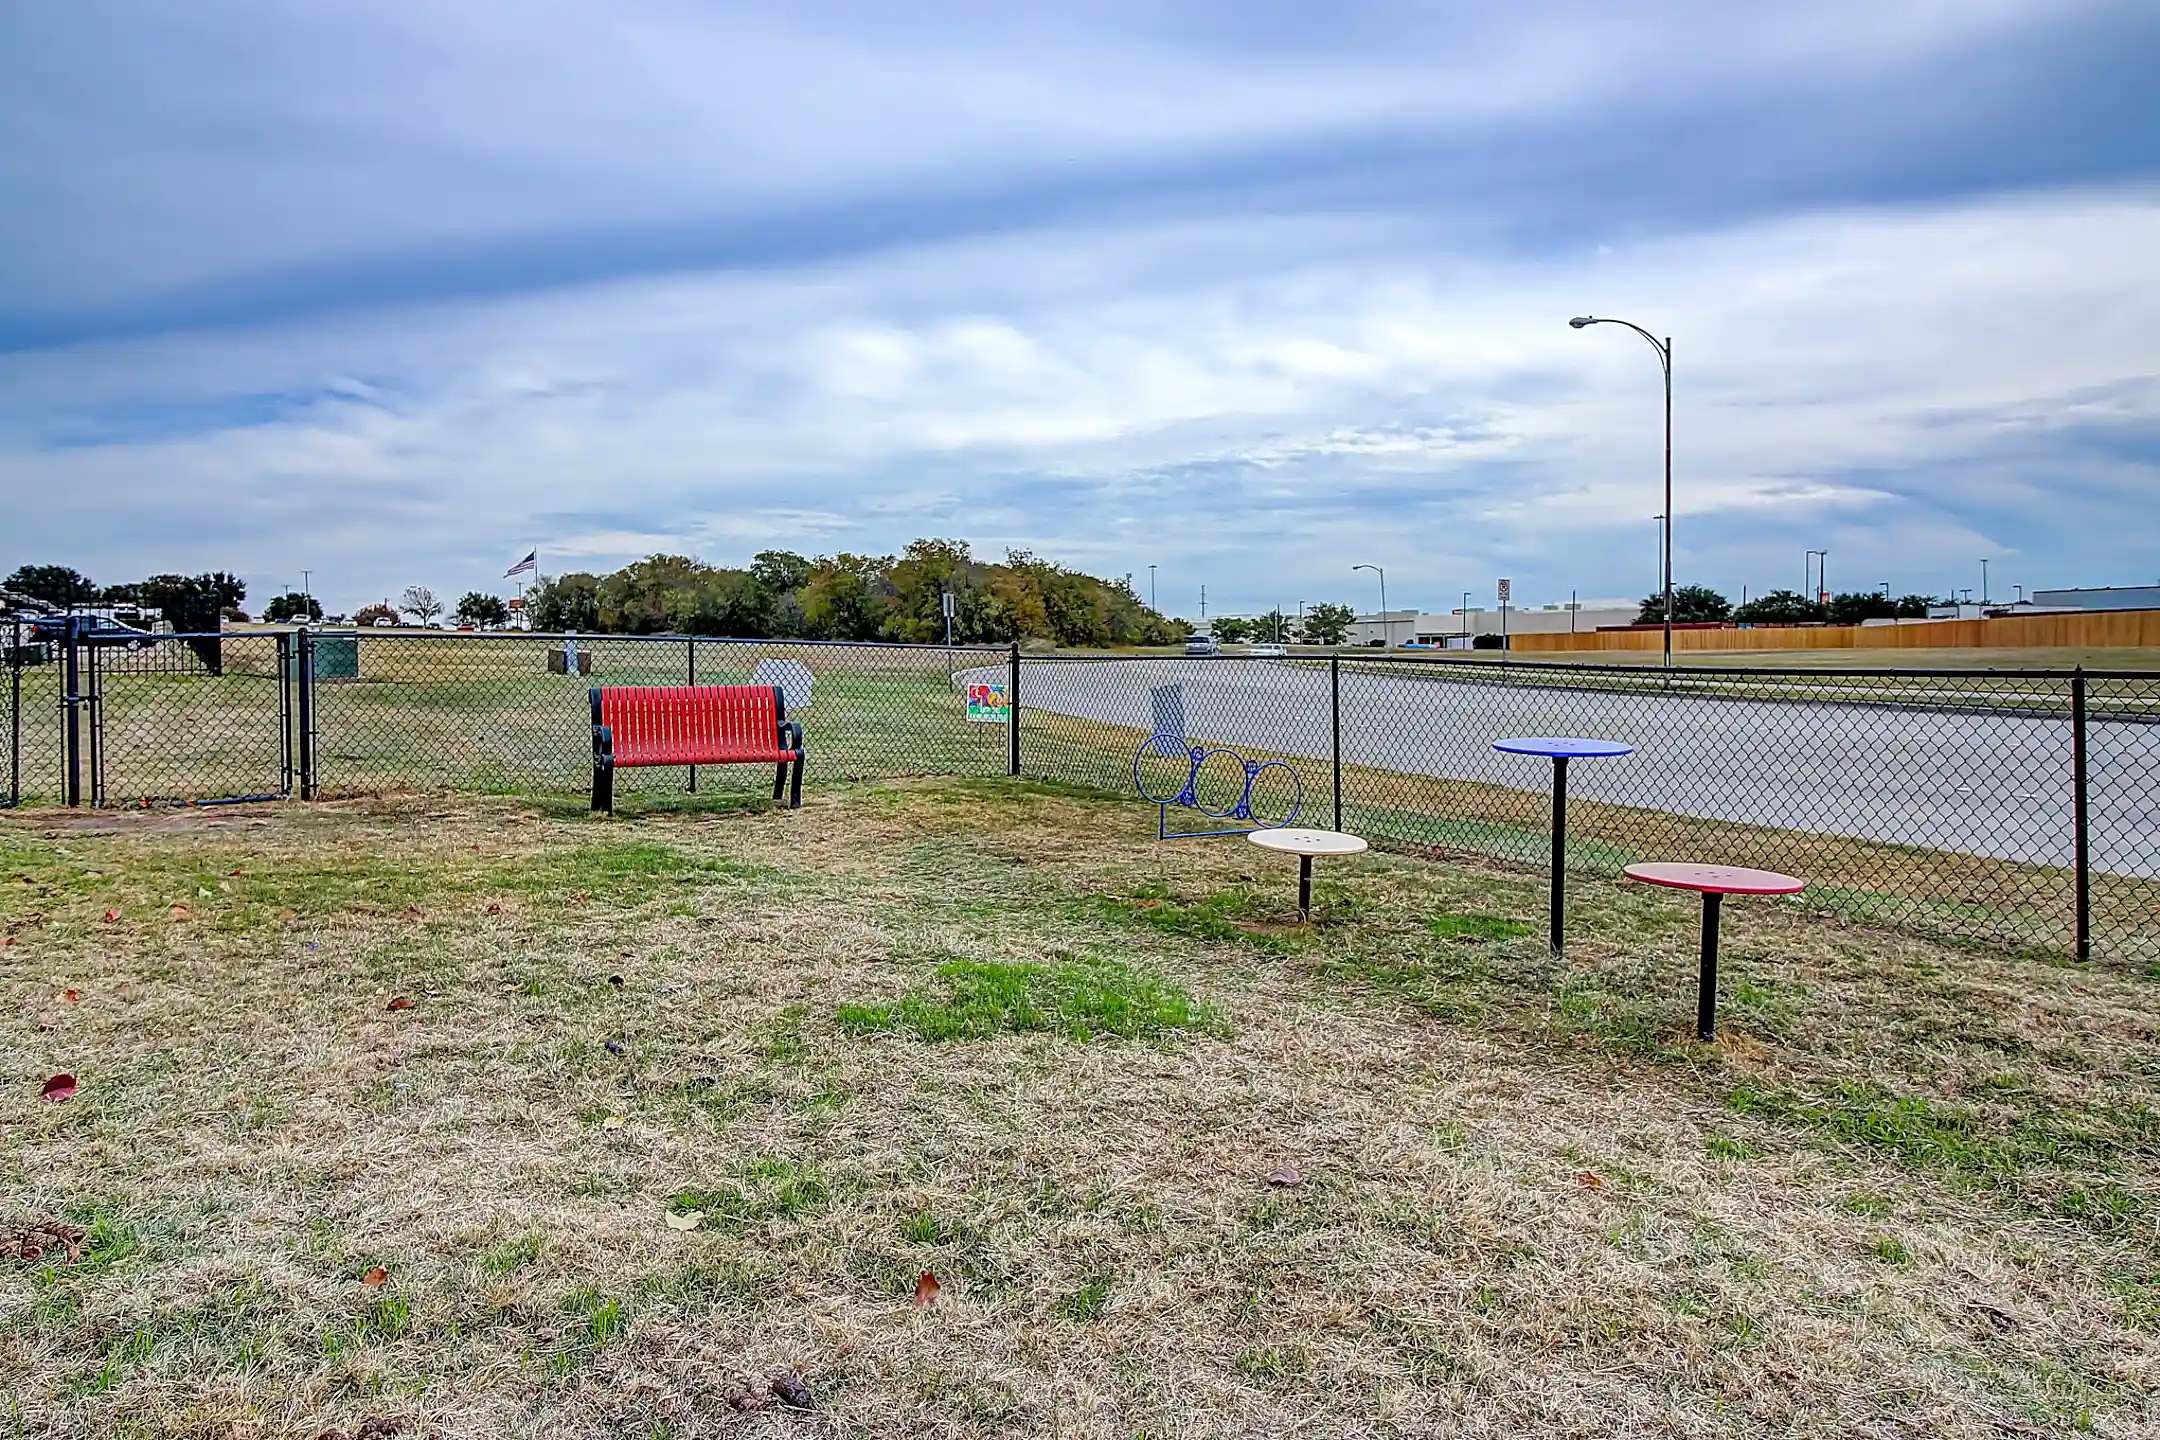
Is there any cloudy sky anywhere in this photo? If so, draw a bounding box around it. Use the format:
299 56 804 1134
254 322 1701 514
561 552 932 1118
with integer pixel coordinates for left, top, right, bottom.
2 1 2156 618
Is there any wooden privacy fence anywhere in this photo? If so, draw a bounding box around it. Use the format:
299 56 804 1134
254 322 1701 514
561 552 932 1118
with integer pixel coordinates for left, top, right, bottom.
1514 609 2160 654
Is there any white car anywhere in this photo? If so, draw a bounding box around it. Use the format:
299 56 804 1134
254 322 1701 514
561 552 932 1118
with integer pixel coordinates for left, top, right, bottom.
1249 643 1288 657
1184 634 1220 656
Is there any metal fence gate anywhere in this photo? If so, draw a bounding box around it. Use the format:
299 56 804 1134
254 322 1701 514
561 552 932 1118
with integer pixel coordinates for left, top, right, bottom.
77 628 293 807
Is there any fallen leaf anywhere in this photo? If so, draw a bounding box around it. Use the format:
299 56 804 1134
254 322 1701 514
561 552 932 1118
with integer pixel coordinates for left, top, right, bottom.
2 935 14 946
1969 1301 2019 1334
385 996 414 1012
103 909 119 923
227 867 244 877
601 1114 626 1130
360 1265 388 1287
665 1209 703 1231
1574 1170 1606 1190
1265 1166 1305 1188
768 1372 815 1410
484 903 502 916
62 988 80 1003
608 974 625 987
170 903 190 918
0 1220 86 1264
402 906 422 920
41 1074 77 1102
573 890 590 904
913 1271 941 1308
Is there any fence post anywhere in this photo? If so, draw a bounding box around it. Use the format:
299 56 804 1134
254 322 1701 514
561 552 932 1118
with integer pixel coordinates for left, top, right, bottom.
61 615 83 807
685 636 697 793
1007 642 1021 777
2072 667 2090 962
298 627 317 800
1330 652 1343 831
7 618 20 809
277 631 294 795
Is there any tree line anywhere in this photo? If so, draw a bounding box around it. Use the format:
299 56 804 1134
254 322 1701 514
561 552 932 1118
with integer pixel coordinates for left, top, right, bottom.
1633 586 1942 626
525 541 1196 648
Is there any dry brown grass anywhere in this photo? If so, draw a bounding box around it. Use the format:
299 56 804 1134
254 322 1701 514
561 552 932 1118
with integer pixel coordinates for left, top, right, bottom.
3 779 2156 1439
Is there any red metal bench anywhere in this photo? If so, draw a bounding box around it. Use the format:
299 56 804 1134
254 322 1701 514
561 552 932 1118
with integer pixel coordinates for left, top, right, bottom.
590 685 804 813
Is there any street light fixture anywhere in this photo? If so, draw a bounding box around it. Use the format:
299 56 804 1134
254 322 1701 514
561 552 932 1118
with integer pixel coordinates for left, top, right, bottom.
1572 315 1673 666
1353 564 1389 649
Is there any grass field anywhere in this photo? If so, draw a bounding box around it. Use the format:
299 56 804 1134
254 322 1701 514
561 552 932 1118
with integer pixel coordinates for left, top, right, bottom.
12 634 2158 963
4 778 2156 1438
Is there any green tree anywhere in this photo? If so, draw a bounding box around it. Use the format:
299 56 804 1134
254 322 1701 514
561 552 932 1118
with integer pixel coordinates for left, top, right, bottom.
1212 617 1252 643
264 591 324 622
1825 590 1896 625
1299 602 1355 646
1733 589 1825 624
749 550 814 596
678 569 774 637
4 565 100 608
139 572 246 673
353 602 400 627
1635 585 1732 625
527 573 600 631
1254 608 1293 643
1893 594 1935 619
799 553 893 640
453 591 510 627
596 555 707 634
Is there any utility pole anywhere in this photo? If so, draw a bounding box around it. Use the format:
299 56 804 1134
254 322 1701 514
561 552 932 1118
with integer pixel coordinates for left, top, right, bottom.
1200 585 1206 621
1461 591 1472 643
1148 565 1157 611
1981 558 1990 605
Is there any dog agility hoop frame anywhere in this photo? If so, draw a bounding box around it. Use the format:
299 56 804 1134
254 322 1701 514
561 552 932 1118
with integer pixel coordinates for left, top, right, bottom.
1133 733 1303 839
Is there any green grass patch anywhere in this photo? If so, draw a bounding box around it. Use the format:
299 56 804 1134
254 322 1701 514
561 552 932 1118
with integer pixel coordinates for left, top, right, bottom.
1727 1079 2120 1182
1056 1276 1112 1323
667 1156 836 1226
1426 913 1535 942
837 955 1226 1043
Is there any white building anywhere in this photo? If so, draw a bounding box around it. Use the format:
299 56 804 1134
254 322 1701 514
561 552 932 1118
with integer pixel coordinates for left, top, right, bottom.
1348 599 1639 647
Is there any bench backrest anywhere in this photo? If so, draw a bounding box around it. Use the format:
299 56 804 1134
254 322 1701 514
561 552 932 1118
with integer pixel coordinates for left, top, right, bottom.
592 684 788 763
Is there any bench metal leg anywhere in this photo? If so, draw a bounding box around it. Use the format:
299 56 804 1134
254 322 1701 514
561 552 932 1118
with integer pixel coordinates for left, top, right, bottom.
1697 891 1722 1042
788 748 804 809
773 761 787 803
593 762 614 815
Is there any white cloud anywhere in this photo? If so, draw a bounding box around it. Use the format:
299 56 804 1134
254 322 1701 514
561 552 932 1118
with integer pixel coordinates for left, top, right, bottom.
4 184 2155 614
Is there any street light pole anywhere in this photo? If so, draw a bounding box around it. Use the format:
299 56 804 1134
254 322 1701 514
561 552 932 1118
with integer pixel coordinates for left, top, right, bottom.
1148 565 1157 612
1573 315 1673 667
1353 564 1388 649
1981 558 1989 605
1461 590 1472 644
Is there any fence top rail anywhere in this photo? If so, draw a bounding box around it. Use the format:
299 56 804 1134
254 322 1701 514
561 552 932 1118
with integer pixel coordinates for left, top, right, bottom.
1021 649 2151 683
278 629 1013 654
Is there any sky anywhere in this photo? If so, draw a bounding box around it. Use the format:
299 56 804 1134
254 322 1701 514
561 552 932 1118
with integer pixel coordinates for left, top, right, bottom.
2 1 2156 620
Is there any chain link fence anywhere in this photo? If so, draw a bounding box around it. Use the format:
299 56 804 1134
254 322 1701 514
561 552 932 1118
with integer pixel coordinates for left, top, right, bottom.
1010 652 2160 964
3 625 1012 809
9 626 2157 962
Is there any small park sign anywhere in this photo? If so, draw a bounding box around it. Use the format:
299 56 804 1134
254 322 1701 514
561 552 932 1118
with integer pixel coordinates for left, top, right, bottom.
966 682 1010 723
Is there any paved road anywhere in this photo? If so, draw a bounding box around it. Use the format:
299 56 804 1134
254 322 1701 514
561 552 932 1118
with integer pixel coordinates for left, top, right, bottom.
984 658 2160 877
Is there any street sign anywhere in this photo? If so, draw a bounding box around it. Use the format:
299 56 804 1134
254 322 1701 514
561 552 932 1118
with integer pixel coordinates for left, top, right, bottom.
1497 578 1511 604
942 591 956 619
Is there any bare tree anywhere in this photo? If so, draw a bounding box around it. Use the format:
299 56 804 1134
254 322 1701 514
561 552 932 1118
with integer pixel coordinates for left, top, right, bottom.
400 585 444 626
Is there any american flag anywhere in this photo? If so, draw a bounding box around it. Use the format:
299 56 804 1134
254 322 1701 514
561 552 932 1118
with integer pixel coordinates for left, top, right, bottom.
504 550 537 578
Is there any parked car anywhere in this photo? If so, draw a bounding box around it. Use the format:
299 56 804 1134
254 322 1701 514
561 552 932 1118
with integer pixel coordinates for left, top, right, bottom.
1249 643 1288 657
1184 634 1220 656
26 614 153 649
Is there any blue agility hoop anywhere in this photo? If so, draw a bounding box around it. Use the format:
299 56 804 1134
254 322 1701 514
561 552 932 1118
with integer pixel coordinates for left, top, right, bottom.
1133 732 1303 839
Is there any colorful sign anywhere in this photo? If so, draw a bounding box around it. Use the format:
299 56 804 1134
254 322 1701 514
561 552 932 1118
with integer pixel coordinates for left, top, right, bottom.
966 682 1010 723
1497 578 1512 604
